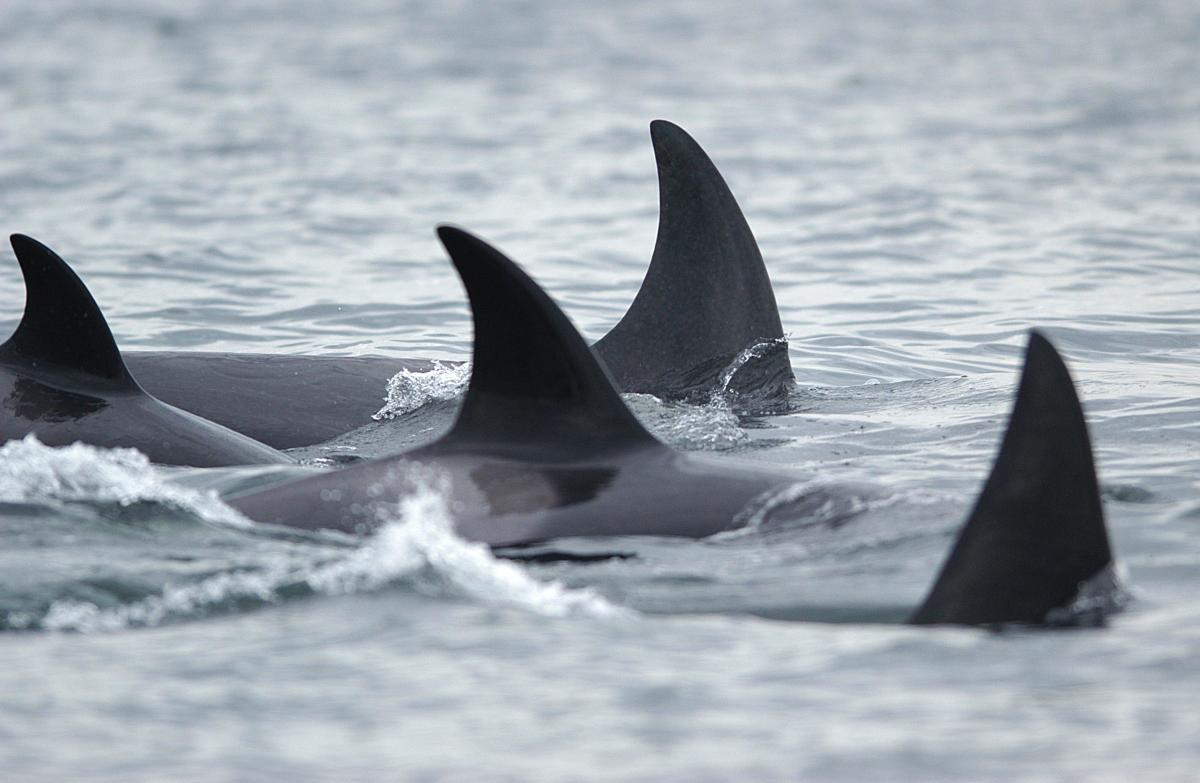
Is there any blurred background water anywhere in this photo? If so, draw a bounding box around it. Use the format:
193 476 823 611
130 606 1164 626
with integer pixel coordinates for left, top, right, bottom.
0 1 1198 780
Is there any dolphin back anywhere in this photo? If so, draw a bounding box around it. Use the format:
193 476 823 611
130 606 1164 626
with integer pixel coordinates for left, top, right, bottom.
910 332 1115 626
0 235 289 467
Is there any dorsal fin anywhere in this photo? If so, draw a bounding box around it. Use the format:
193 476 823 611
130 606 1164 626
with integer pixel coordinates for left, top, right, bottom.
910 332 1113 626
592 119 793 401
0 235 136 386
432 226 658 453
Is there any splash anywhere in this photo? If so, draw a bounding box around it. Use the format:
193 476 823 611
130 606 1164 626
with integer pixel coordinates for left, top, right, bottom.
714 336 791 400
307 471 627 616
619 336 791 451
373 361 471 420
0 434 251 528
1044 562 1133 627
26 465 627 632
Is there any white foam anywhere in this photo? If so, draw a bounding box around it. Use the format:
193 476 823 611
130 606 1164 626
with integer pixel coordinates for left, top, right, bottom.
0 434 251 528
33 464 628 632
373 361 471 420
309 471 628 616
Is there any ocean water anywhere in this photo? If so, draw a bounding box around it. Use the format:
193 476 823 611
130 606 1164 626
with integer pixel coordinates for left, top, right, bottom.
1 1 1199 780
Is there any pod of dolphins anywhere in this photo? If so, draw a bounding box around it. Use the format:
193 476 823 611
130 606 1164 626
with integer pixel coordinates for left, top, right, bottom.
1 121 1120 628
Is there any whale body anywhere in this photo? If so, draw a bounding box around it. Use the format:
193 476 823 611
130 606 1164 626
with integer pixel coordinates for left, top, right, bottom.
230 227 1118 627
120 120 794 449
0 235 289 468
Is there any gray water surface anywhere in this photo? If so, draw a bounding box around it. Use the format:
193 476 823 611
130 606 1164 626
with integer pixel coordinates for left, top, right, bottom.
1 1 1199 780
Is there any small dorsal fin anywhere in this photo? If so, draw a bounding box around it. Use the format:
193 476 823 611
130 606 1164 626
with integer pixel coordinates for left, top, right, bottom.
1 235 136 386
432 226 658 453
910 332 1113 626
592 120 793 401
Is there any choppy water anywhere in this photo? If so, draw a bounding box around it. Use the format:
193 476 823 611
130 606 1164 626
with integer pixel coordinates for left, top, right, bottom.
1 1 1199 780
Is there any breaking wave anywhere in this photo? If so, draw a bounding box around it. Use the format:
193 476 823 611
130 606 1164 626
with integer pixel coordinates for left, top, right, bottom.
0 444 626 631
0 434 251 529
302 469 628 618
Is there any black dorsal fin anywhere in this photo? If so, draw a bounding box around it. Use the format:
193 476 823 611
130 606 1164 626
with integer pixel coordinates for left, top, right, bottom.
1 235 136 386
910 332 1113 626
432 226 658 453
592 119 793 401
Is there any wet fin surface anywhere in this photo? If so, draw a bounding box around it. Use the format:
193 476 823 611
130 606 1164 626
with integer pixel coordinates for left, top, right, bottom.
592 120 793 402
910 332 1114 626
430 227 658 455
1 235 135 386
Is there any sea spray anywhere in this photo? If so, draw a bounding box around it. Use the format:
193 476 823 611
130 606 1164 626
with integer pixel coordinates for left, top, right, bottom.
307 469 628 617
373 361 471 420
0 434 252 529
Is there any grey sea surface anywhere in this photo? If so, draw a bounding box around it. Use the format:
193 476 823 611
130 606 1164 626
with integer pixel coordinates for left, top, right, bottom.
1 1 1199 780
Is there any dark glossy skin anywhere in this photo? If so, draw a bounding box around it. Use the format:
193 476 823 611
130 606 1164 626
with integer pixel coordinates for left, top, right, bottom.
909 333 1112 625
231 440 797 546
0 234 289 468
228 226 797 540
125 352 430 450
123 120 794 449
592 120 792 404
0 363 288 467
230 230 1119 628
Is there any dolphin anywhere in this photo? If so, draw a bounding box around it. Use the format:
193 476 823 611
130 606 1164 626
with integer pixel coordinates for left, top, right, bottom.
229 227 1118 627
0 235 289 468
119 120 794 449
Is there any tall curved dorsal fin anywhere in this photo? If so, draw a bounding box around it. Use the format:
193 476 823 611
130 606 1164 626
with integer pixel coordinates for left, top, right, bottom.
1 235 136 386
592 120 793 401
432 226 658 454
910 332 1113 626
